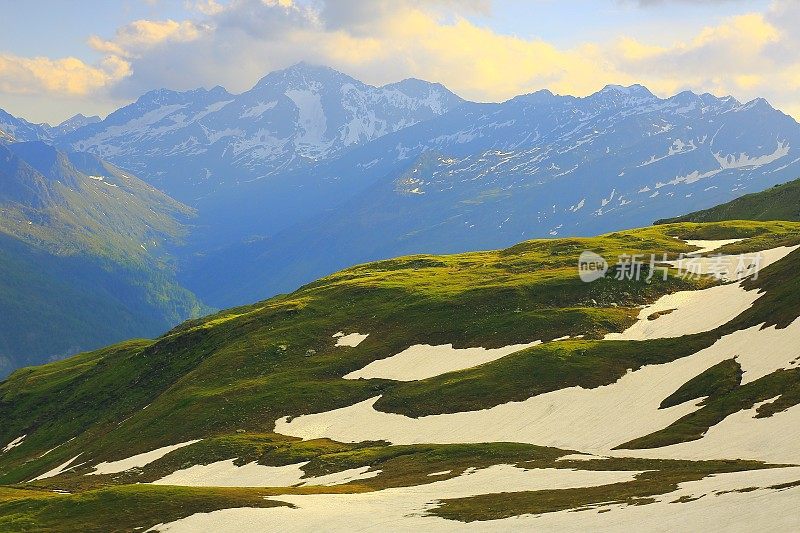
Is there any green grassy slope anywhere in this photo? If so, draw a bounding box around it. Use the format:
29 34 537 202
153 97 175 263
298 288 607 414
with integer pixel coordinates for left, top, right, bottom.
0 222 794 453
1 220 799 529
656 177 800 223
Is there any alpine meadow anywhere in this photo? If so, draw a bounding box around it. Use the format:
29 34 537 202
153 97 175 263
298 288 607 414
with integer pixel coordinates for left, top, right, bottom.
1 1 800 532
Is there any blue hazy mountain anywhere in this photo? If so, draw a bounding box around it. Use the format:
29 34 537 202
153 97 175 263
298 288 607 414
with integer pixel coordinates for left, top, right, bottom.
159 79 800 307
0 112 100 144
3 64 800 309
56 63 464 200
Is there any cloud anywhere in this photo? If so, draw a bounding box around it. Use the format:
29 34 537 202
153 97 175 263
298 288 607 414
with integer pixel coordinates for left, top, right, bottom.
3 0 800 122
0 54 130 96
187 0 225 16
611 5 800 107
88 19 207 58
626 0 745 5
101 0 625 100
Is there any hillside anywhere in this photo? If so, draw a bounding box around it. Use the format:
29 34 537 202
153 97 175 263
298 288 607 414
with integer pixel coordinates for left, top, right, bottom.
0 142 207 376
1 220 800 530
657 177 800 223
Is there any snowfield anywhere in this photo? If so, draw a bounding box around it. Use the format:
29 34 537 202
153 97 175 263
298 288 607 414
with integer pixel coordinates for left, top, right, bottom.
148 466 800 532
147 465 644 532
277 318 800 462
604 282 761 341
152 460 381 488
86 440 201 476
344 341 542 381
606 243 797 341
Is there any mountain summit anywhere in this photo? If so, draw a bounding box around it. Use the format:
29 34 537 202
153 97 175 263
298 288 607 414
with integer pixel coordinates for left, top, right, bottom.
54 63 464 198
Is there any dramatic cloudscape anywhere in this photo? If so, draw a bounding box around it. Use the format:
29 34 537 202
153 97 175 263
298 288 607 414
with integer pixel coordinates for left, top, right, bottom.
2 0 798 123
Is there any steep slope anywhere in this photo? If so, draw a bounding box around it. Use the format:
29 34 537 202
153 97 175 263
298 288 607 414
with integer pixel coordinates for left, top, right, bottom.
1 220 800 530
0 142 206 376
57 63 464 200
657 176 800 223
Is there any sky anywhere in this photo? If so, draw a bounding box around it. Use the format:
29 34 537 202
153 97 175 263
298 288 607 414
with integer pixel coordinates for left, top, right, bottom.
0 0 797 124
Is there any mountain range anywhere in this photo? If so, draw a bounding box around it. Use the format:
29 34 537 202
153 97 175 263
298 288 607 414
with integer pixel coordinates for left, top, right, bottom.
52 63 464 200
1 62 800 371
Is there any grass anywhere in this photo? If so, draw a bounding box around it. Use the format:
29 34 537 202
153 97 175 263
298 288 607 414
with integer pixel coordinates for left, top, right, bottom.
656 178 800 224
375 334 718 417
1 220 800 528
3 221 799 472
0 484 291 533
659 358 742 409
3 443 781 530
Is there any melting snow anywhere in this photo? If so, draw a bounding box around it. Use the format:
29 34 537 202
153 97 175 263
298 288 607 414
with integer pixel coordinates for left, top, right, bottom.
684 239 743 255
714 142 790 170
603 283 760 341
344 342 542 381
277 317 800 460
152 459 380 488
31 454 85 482
2 435 26 453
334 333 369 348
87 440 201 476
240 101 278 119
614 399 800 464
147 465 642 532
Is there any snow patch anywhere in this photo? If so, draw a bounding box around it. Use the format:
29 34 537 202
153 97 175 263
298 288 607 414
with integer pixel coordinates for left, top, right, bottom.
344 341 542 381
87 440 201 476
31 454 85 482
334 333 369 348
147 465 642 532
684 239 743 255
604 283 760 341
152 459 380 488
2 435 26 453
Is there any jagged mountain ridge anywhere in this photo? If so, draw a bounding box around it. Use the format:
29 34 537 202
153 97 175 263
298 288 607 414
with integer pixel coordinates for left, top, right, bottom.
0 111 100 145
54 63 464 199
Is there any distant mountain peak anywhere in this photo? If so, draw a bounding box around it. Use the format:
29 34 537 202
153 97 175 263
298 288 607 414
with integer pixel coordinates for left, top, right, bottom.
594 83 656 99
253 62 360 91
511 88 559 105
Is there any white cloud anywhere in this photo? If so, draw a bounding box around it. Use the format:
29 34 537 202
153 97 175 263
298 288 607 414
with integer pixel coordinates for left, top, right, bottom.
0 53 130 97
3 0 800 122
88 19 208 58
